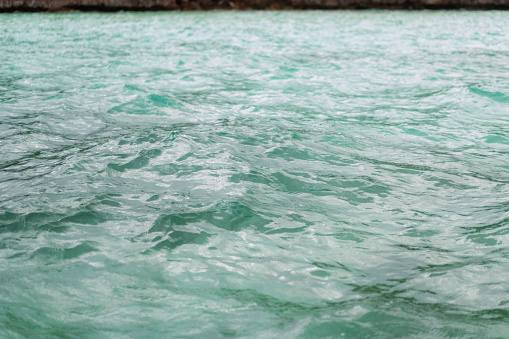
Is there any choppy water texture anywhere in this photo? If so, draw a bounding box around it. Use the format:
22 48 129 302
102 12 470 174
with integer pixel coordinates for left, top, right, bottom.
1 10 509 338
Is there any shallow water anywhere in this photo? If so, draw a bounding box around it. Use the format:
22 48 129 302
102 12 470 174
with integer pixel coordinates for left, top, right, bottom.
1 10 509 338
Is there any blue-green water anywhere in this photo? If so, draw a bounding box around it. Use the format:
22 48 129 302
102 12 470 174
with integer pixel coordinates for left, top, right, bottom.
1 10 509 338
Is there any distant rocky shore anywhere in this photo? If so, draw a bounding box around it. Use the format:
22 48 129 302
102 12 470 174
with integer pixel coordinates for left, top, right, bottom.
1 0 508 11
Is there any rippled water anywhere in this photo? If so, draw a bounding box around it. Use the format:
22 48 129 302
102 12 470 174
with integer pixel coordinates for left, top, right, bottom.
1 10 509 337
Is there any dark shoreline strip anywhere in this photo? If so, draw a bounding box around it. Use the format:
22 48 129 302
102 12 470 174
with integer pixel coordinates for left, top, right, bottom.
1 0 509 12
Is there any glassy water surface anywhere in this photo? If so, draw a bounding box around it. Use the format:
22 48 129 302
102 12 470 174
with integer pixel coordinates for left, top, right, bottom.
1 10 509 337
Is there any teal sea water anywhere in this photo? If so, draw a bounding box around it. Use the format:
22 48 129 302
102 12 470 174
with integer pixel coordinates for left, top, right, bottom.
1 10 509 338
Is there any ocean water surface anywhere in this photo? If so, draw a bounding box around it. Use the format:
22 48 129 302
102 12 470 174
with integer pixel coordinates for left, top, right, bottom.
1 10 509 338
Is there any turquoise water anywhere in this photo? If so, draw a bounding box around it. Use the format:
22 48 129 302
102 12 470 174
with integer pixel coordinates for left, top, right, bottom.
1 10 509 338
